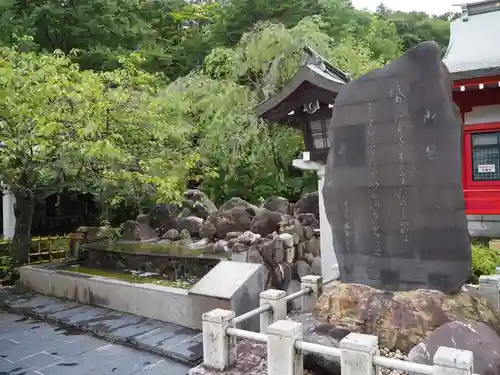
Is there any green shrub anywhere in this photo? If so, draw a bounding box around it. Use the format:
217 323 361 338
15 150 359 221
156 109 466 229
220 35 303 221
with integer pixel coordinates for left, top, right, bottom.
0 255 17 284
470 244 500 283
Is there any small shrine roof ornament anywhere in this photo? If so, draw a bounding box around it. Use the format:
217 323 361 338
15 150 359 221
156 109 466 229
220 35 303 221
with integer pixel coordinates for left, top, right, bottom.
255 46 350 123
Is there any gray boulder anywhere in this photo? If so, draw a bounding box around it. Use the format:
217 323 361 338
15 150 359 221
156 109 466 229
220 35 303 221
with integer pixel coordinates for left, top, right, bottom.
121 220 158 241
219 197 259 214
311 256 322 276
294 192 319 219
163 228 181 241
136 214 150 225
296 260 313 279
250 208 282 237
202 207 254 240
177 216 204 237
408 321 500 375
213 240 228 253
149 203 180 235
263 196 290 215
296 213 319 228
182 189 217 219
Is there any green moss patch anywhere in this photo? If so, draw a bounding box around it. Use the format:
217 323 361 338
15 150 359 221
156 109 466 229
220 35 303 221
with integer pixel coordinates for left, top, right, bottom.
83 242 230 259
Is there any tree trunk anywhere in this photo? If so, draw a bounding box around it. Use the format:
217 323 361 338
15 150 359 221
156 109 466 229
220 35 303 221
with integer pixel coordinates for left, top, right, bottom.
11 189 35 266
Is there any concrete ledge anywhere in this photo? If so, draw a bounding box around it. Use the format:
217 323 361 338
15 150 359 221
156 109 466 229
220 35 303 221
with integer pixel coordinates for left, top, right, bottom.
19 264 197 329
467 216 500 238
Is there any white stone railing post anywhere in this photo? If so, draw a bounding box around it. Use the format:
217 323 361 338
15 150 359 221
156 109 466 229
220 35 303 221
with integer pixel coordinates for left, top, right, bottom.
202 309 236 371
479 274 500 309
300 275 323 312
267 320 303 375
433 347 473 375
340 333 378 375
260 289 287 333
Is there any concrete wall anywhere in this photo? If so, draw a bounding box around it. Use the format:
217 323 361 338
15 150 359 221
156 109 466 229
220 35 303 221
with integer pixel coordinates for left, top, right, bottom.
189 261 266 331
19 265 198 329
19 261 267 331
292 158 340 281
467 215 500 238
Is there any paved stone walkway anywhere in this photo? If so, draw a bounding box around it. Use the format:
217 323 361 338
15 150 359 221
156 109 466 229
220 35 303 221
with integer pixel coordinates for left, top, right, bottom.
0 289 203 366
0 311 191 375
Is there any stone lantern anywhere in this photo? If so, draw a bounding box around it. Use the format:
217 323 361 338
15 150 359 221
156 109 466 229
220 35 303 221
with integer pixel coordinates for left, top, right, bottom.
255 46 350 280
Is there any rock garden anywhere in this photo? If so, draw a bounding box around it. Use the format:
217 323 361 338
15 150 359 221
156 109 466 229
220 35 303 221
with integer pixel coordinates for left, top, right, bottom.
74 189 322 292
72 188 500 375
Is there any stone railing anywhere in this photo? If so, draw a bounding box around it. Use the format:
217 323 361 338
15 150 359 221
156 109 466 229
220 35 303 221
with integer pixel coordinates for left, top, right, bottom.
194 275 476 375
478 274 500 309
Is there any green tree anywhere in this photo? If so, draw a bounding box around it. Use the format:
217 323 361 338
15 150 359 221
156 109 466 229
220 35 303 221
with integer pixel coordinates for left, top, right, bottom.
0 0 455 226
379 10 450 53
0 44 190 263
204 17 384 98
362 15 402 62
209 0 322 46
166 73 313 204
192 17 385 203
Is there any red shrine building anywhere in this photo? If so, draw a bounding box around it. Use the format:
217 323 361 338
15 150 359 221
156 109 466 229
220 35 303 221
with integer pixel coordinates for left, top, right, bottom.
444 0 500 237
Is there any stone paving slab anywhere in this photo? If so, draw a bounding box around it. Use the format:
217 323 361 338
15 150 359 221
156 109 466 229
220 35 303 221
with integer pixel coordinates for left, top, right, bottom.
0 288 203 366
0 310 191 375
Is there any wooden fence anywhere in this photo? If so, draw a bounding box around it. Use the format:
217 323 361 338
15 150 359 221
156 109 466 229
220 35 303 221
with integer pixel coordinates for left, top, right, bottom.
0 236 71 265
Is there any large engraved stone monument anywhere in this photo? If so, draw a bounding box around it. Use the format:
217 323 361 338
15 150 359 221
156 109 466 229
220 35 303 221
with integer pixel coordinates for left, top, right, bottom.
323 41 471 294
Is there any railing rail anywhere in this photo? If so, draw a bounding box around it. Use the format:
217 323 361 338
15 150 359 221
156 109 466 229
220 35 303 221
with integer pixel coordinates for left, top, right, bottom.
226 327 267 342
232 303 271 326
221 320 476 375
295 340 341 357
198 274 478 375
373 355 434 375
284 287 310 302
230 275 339 332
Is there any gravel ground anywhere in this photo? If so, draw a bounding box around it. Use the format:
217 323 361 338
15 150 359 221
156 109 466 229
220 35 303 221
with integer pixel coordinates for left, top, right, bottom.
304 347 409 375
378 347 409 375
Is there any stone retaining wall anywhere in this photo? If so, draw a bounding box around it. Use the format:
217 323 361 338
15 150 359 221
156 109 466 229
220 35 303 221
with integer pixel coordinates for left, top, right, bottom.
225 218 321 292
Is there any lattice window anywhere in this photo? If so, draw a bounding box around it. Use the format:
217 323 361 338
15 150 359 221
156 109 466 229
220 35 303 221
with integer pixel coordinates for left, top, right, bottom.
472 132 500 181
309 119 329 149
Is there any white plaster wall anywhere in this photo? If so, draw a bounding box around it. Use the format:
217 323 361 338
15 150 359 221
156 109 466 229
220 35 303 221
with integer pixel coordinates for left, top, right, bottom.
292 158 339 280
464 105 500 125
317 166 339 280
2 190 15 239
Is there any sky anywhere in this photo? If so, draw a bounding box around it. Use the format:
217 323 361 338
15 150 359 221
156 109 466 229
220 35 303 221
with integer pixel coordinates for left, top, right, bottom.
351 0 457 15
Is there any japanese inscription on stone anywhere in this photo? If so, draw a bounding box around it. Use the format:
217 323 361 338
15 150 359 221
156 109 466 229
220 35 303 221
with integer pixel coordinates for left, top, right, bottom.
323 41 471 293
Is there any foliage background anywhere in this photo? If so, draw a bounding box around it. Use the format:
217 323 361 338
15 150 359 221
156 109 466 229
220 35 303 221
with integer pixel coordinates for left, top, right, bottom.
0 0 458 259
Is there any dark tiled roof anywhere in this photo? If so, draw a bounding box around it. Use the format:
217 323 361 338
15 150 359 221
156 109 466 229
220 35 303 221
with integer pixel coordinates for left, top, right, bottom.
255 47 350 121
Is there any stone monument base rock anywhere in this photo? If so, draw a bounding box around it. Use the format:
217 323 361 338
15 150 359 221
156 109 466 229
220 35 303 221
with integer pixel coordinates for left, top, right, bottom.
315 283 500 352
408 321 500 375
